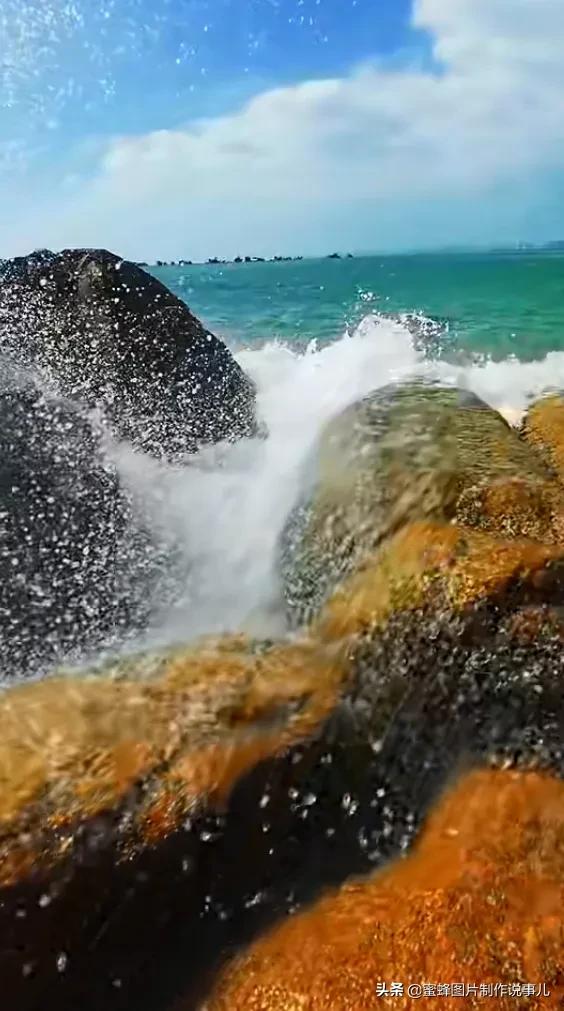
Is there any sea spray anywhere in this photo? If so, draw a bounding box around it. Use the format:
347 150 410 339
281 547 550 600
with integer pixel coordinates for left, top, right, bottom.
110 313 564 653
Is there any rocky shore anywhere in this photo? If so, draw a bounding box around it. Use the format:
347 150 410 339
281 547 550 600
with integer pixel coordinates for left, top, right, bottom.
0 261 563 1010
0 249 257 676
0 249 256 460
151 252 352 266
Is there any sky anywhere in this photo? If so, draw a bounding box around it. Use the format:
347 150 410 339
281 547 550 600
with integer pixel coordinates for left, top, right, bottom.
1 0 564 260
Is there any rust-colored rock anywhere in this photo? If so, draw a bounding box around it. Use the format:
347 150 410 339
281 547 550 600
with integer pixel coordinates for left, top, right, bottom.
0 636 342 882
208 768 564 1010
281 384 564 627
0 636 350 1011
317 519 564 643
523 393 564 481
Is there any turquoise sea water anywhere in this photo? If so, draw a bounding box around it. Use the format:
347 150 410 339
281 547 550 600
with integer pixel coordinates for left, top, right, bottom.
124 248 564 644
154 251 564 359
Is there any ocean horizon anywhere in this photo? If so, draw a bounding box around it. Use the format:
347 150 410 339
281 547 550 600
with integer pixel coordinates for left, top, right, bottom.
153 248 564 361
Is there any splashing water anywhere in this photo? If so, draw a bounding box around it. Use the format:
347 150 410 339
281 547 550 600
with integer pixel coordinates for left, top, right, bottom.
109 313 564 653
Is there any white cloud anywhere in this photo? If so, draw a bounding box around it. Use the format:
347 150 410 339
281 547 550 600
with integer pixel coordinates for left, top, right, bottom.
4 0 564 258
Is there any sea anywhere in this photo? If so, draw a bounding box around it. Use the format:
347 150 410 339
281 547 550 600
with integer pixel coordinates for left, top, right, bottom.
106 250 564 657
153 250 564 359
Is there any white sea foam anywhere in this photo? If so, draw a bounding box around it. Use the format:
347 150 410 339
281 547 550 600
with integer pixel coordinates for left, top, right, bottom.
112 314 564 650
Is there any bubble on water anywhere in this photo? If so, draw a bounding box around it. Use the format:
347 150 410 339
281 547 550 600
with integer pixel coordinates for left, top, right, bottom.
56 952 68 973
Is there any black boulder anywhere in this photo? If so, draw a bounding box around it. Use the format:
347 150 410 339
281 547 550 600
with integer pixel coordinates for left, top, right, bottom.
0 249 257 460
0 366 170 676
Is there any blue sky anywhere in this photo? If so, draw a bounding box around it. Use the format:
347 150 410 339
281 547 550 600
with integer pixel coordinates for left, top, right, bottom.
1 0 564 259
2 0 420 164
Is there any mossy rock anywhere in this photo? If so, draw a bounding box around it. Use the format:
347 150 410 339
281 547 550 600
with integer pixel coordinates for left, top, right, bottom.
281 382 564 627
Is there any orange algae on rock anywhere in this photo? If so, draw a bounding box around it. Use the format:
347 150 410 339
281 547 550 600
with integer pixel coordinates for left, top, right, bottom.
523 394 564 481
282 384 564 628
0 636 343 883
456 475 564 544
316 519 564 644
207 769 564 1010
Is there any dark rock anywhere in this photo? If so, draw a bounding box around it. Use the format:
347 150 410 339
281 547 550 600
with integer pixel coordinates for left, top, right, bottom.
0 249 257 460
0 363 173 676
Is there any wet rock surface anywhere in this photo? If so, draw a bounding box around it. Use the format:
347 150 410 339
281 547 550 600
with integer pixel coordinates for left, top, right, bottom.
2 382 564 1009
0 364 171 677
0 637 349 1011
523 392 564 479
280 382 564 626
0 249 257 459
208 768 564 1010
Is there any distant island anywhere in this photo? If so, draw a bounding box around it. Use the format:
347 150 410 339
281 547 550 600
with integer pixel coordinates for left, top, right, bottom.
143 252 355 268
139 240 564 271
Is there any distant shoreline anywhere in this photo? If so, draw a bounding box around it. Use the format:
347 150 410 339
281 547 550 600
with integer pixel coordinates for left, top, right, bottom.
143 243 564 269
143 252 355 268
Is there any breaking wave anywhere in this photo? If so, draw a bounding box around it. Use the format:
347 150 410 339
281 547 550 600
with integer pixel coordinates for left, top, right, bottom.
110 312 564 652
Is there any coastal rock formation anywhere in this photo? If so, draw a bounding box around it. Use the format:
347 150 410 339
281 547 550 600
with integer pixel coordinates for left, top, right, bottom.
0 636 348 1011
523 392 564 479
3 383 564 1009
0 365 172 677
281 383 564 626
208 768 564 1010
0 249 257 459
4 518 564 1008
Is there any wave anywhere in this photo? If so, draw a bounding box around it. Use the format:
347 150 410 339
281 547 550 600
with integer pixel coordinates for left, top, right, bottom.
109 312 564 654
